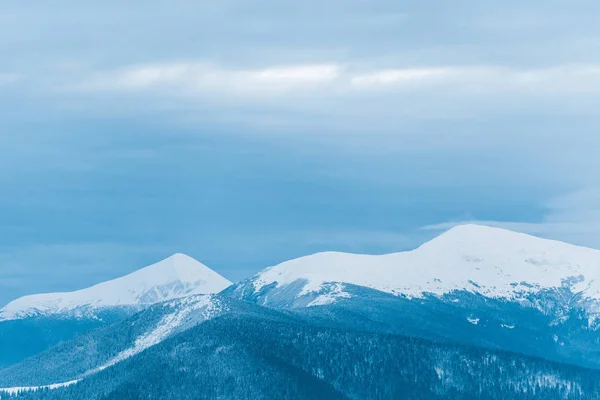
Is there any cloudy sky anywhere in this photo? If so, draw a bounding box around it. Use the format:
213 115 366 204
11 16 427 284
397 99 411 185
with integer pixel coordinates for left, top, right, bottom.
1 1 600 305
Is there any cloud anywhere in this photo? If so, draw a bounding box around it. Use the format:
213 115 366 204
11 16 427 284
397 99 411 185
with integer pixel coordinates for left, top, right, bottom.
350 65 600 94
47 61 600 131
350 68 459 86
421 188 600 250
67 62 600 116
76 63 342 97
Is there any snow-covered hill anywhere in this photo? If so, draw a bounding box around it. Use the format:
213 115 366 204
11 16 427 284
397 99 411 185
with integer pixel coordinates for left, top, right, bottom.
0 253 232 321
229 225 600 307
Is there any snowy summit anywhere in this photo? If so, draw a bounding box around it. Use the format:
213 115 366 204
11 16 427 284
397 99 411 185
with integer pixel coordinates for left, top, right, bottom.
244 224 600 303
0 253 232 321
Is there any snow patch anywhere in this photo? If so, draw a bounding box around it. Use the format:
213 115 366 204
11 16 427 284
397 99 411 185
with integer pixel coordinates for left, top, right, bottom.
307 283 351 307
532 373 582 396
434 367 445 379
0 380 78 395
89 295 221 375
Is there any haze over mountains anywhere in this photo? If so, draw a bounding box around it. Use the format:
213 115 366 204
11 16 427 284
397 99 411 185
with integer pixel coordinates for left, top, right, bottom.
2 225 600 399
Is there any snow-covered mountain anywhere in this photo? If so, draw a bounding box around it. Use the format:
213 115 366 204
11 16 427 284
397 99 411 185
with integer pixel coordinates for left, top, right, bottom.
0 294 230 390
0 253 232 321
228 225 600 309
4 227 600 398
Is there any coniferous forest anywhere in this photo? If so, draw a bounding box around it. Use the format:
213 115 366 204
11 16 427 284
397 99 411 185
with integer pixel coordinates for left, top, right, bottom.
4 310 600 400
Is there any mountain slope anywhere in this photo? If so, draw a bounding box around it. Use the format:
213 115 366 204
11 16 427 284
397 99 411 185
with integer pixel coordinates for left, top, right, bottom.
0 310 131 369
224 225 600 370
7 311 600 400
0 295 236 389
0 253 232 321
292 285 600 370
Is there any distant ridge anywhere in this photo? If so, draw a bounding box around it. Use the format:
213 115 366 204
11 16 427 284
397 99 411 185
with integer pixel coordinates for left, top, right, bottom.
0 253 232 321
229 224 600 306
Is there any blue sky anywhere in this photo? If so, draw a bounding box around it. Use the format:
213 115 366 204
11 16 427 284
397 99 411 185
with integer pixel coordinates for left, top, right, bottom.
2 1 600 305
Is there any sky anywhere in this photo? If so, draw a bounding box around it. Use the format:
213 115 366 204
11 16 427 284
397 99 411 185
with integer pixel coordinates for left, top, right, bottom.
1 1 600 306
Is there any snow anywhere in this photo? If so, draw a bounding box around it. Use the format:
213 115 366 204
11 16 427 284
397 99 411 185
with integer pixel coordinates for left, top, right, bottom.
0 254 232 321
0 296 224 393
532 373 582 396
307 283 351 307
0 380 78 395
250 224 600 303
89 295 221 374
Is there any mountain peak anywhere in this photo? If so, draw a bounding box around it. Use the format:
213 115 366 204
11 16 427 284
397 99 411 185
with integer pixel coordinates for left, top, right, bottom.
164 252 195 262
431 224 533 241
420 224 530 248
0 254 232 321
419 224 592 256
236 226 600 307
136 253 221 284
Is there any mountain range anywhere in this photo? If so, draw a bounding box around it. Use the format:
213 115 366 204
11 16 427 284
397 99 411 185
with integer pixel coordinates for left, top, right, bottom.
228 224 600 309
2 225 600 399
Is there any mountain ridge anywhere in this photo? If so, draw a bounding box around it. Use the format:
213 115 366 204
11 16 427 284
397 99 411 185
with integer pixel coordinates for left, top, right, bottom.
4 226 600 398
0 253 232 321
230 224 600 309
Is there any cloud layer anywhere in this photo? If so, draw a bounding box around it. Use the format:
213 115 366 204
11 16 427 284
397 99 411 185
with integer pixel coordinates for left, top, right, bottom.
72 62 600 96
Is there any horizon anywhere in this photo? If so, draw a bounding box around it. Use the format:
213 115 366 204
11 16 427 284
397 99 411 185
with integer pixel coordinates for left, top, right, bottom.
3 222 598 308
